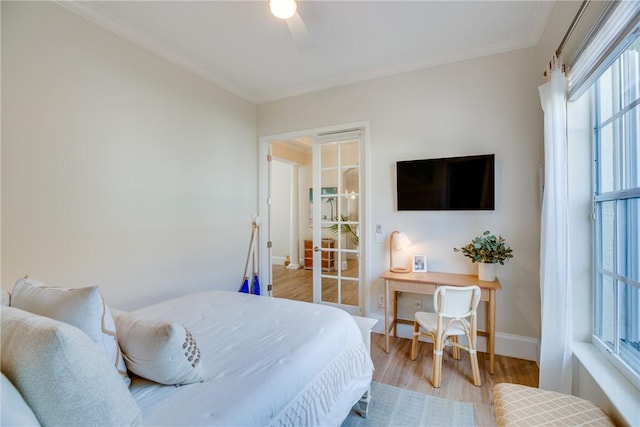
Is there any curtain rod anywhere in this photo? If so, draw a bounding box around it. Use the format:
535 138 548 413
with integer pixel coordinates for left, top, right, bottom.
556 0 591 57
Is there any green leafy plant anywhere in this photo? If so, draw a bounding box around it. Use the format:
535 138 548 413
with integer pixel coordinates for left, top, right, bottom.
454 230 513 264
330 212 359 246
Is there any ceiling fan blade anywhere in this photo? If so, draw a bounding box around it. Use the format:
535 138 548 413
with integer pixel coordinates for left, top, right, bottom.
285 12 315 52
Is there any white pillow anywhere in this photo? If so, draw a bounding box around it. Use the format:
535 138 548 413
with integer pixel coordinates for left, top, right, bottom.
1 289 10 306
10 278 130 386
0 306 141 426
1 372 40 427
114 311 205 385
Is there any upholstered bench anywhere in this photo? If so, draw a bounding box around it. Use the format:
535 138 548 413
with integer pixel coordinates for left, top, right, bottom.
493 383 614 426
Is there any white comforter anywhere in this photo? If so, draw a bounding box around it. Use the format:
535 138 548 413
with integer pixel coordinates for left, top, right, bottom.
128 291 373 426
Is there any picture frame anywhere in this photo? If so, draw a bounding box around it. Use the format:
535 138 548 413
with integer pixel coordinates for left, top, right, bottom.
412 254 427 273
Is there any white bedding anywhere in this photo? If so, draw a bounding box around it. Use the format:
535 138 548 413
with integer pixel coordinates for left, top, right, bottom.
127 291 373 426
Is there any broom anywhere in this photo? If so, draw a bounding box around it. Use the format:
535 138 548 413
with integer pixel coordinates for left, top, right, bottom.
239 218 258 293
251 245 260 295
251 216 261 295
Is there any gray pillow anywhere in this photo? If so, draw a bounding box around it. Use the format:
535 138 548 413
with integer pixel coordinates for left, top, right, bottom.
10 278 130 386
1 372 40 427
0 306 141 426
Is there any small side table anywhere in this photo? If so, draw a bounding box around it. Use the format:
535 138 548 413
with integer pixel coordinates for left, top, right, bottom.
352 315 378 354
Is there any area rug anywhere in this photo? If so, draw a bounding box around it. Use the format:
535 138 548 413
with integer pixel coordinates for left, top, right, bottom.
341 382 475 427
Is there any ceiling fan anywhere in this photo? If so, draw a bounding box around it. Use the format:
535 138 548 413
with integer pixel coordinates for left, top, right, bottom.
269 0 314 52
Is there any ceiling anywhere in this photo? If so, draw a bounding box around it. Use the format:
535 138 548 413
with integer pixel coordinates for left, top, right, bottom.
61 1 555 104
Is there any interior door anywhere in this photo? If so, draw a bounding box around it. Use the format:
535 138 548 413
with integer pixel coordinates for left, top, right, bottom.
312 130 361 314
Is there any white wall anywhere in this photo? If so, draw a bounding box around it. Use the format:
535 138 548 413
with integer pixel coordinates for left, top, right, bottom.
270 159 293 264
258 47 543 348
1 2 257 308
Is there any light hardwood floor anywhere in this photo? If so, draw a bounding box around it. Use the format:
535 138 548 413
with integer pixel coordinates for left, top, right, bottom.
371 333 538 426
272 262 360 305
272 263 539 426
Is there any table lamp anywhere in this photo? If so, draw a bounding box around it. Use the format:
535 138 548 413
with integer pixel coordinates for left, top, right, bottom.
390 230 412 273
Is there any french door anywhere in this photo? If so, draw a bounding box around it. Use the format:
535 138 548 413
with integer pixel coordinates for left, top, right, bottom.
312 130 361 314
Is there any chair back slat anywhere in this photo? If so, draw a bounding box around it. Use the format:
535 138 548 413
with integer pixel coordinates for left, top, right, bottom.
434 285 481 318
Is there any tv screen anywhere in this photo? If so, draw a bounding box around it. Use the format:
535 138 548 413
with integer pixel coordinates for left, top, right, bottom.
396 154 495 211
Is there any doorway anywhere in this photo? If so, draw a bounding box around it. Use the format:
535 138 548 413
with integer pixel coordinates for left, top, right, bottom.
258 123 368 315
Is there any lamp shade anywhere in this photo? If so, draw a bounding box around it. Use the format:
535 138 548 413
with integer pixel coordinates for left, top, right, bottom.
393 231 412 250
390 230 412 273
270 0 297 19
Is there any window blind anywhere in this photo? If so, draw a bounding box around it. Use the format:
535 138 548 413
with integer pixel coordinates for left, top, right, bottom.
568 0 640 101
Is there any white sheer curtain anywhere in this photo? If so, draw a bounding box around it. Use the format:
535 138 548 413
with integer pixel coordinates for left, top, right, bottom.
538 57 573 393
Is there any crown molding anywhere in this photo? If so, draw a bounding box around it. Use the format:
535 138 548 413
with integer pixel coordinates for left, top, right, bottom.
55 1 555 105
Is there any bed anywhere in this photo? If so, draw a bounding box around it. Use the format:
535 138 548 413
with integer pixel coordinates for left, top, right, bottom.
125 291 374 426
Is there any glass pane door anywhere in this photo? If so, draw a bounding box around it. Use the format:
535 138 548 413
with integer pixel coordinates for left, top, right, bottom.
312 132 361 313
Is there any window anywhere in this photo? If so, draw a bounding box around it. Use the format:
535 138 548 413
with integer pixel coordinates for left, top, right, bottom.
593 37 640 387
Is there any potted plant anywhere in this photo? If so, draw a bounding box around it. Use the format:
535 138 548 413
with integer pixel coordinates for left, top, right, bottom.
329 212 359 271
330 212 359 246
454 230 513 281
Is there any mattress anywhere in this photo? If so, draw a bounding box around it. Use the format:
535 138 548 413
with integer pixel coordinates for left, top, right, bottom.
127 291 373 426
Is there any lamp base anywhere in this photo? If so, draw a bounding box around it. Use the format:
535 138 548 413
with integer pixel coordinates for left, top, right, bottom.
390 267 411 274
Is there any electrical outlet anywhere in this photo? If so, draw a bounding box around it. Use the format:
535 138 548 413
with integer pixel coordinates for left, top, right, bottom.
414 298 422 309
378 295 385 307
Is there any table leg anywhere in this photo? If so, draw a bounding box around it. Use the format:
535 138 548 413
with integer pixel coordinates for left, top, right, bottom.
488 289 496 374
384 279 390 353
393 291 398 337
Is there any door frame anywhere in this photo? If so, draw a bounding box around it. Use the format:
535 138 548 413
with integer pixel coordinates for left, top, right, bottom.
258 121 371 316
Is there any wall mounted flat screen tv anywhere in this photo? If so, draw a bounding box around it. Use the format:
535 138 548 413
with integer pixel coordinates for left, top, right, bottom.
396 154 495 211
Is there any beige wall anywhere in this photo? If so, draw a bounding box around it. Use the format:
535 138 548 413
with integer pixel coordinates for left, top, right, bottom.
1 0 595 358
258 47 544 345
1 2 257 308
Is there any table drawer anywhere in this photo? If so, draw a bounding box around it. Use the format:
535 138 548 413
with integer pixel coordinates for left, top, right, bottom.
389 282 491 300
390 282 437 293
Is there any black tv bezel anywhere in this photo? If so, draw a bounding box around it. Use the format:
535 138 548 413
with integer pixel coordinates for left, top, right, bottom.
396 153 495 211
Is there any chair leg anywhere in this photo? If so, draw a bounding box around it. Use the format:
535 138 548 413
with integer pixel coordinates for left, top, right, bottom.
467 321 481 387
432 334 445 388
469 350 481 386
451 336 460 360
410 321 419 361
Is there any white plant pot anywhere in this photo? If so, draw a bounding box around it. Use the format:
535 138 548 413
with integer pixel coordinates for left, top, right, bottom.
478 262 496 281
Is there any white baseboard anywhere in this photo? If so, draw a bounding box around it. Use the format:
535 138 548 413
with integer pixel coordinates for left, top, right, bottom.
368 313 539 362
272 258 301 270
494 332 540 362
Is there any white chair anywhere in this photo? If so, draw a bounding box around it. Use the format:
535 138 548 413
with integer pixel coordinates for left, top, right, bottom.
410 285 481 388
